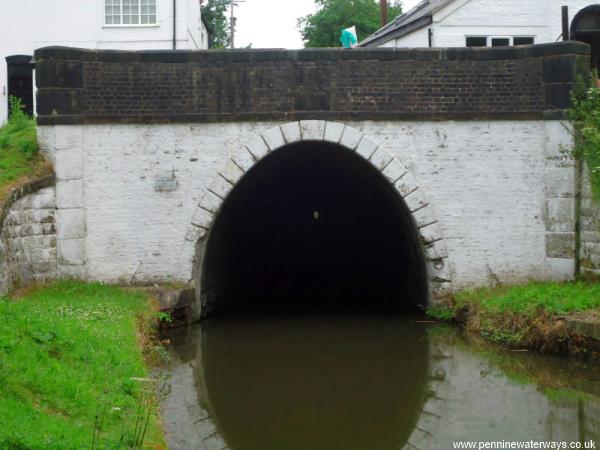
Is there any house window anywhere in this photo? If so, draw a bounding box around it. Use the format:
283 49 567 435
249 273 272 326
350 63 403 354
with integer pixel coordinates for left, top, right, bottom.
466 37 487 47
513 36 534 46
105 0 156 25
491 38 510 47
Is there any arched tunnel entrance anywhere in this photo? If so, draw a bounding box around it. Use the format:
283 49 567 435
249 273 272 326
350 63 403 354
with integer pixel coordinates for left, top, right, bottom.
199 140 429 316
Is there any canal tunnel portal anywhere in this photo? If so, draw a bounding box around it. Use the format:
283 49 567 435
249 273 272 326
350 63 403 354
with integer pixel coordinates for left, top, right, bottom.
31 44 593 321
199 139 429 316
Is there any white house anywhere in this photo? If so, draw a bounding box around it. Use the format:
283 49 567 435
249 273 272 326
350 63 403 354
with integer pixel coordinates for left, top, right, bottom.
361 0 600 56
0 0 209 125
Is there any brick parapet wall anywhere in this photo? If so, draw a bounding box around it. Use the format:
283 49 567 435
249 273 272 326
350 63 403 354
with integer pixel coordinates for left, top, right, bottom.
0 175 58 295
34 42 590 126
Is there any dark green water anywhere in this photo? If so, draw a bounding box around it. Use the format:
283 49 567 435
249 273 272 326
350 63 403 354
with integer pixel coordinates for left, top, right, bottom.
163 317 600 450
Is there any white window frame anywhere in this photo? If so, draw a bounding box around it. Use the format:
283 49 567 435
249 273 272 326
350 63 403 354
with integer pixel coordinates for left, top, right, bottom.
104 0 158 27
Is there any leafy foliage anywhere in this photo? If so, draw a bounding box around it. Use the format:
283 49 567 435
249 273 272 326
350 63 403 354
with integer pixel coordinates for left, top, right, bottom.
568 72 600 200
299 0 402 48
201 0 231 48
0 282 166 448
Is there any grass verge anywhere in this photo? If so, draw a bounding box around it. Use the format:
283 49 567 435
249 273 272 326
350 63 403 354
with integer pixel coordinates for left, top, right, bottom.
428 281 600 355
0 97 52 202
0 281 167 449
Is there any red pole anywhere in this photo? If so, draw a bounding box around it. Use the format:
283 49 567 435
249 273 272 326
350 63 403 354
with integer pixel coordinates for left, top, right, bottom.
381 0 388 26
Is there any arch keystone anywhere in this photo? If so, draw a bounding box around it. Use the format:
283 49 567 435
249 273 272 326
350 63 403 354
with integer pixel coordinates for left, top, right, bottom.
300 120 326 141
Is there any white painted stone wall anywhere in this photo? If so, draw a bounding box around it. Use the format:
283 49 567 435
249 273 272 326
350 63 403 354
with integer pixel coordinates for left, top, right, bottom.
387 0 593 48
37 120 577 293
0 0 207 124
0 186 57 296
581 166 600 276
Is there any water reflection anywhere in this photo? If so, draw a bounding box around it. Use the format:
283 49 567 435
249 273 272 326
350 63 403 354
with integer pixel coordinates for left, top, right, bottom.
203 317 428 450
163 317 600 450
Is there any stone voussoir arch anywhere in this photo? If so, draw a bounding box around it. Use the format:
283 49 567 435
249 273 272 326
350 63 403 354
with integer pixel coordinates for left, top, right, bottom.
187 120 452 304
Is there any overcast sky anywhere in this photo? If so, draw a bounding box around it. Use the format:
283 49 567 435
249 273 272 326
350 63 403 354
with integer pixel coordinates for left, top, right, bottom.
235 0 421 49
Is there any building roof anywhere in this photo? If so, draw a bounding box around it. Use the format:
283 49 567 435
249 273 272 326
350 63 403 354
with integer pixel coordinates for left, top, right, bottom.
360 0 456 47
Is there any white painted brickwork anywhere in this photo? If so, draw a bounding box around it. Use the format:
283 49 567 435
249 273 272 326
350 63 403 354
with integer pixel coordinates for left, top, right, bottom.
39 120 578 300
581 166 600 276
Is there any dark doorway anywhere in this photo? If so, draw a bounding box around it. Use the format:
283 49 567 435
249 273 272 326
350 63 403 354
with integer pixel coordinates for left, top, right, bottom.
200 141 429 316
572 5 600 70
6 55 34 117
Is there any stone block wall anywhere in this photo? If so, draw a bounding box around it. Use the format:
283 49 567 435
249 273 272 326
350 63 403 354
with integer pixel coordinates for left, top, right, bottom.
0 176 58 296
543 121 578 279
580 166 600 276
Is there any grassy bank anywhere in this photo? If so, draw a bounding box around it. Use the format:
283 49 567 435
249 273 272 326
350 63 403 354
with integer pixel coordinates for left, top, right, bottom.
428 281 600 355
0 98 51 201
0 281 167 449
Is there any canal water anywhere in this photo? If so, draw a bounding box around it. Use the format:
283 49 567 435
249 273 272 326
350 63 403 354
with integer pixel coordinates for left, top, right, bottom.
162 316 600 450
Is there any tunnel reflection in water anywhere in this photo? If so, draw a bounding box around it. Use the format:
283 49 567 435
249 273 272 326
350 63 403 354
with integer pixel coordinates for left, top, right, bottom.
200 141 428 315
197 317 430 450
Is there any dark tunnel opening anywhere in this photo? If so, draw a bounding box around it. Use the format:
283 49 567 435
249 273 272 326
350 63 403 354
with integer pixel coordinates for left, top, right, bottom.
200 141 428 316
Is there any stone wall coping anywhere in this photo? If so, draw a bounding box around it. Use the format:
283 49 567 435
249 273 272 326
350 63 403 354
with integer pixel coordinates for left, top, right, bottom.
37 111 567 126
34 41 590 63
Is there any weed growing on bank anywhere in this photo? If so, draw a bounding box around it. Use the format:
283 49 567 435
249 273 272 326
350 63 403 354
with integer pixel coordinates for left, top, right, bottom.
0 97 50 200
428 281 600 353
454 281 600 316
568 72 600 201
0 281 167 448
